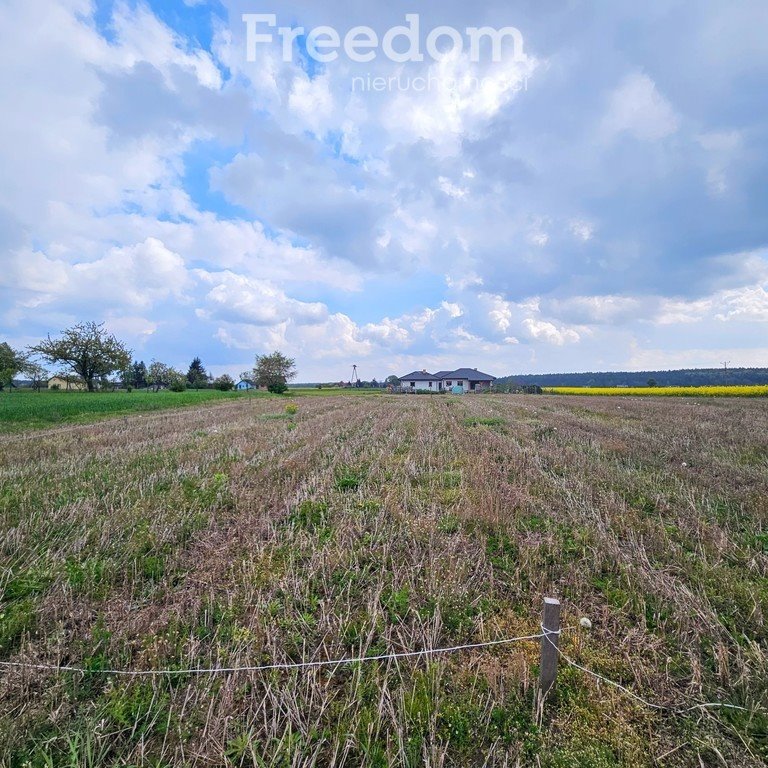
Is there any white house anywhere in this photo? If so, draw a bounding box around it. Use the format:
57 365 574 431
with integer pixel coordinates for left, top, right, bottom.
398 370 441 392
235 379 255 391
399 367 496 393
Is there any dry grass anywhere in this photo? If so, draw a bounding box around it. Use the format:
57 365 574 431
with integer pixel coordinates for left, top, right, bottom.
1 394 767 767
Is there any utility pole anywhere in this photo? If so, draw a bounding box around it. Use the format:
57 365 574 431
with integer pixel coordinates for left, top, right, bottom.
722 361 730 385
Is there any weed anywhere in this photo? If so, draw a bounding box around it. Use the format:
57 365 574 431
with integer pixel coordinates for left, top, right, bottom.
462 416 505 429
289 500 329 530
382 585 410 621
334 464 366 491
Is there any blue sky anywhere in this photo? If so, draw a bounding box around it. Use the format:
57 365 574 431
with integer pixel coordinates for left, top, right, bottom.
1 0 767 381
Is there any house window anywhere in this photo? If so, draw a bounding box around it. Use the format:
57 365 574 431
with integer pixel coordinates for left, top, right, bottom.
429 381 432 388
410 381 415 388
447 381 452 386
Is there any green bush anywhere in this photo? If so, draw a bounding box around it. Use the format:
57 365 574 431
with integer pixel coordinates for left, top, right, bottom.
213 374 235 391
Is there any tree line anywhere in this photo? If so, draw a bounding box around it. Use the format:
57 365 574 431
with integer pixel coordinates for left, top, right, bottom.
1 321 298 394
495 367 768 390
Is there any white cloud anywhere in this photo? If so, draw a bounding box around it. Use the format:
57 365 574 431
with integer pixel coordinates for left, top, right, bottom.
656 297 713 325
1 238 191 310
441 301 463 318
522 318 580 345
570 219 595 242
384 47 537 153
697 130 743 197
714 285 768 322
196 270 328 327
602 72 679 141
359 319 411 346
438 176 469 199
288 73 335 132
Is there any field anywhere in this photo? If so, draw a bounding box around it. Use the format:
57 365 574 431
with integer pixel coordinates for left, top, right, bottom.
547 385 768 397
1 394 767 766
0 390 386 435
0 390 256 434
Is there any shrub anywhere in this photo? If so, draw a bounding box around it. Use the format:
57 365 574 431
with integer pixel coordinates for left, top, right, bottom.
213 374 235 392
285 403 298 415
268 382 288 395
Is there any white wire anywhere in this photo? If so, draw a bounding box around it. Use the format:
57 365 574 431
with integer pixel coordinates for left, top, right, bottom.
540 626 752 714
1 625 758 717
0 631 545 677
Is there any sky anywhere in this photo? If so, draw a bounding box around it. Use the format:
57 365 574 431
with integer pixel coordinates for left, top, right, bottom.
1 0 767 382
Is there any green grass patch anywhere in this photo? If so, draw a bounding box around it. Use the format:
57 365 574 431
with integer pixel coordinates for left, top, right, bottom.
0 389 256 433
334 464 367 491
462 416 506 429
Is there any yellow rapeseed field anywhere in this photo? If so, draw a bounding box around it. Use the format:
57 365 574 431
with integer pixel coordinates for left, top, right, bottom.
546 385 768 397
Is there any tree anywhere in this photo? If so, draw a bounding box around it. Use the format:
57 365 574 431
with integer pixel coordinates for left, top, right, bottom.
30 322 131 392
168 370 187 392
253 351 297 394
126 360 148 389
147 360 172 392
385 375 400 388
647 378 658 388
25 361 49 392
0 342 28 391
213 374 235 391
146 361 186 392
187 357 208 388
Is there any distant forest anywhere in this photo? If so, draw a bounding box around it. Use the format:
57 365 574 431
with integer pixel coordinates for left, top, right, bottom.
496 367 768 389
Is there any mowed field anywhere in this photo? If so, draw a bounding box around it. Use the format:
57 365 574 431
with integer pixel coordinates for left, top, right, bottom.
0 390 384 435
1 394 767 767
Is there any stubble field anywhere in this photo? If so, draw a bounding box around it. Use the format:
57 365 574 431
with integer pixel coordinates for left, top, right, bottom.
1 394 767 767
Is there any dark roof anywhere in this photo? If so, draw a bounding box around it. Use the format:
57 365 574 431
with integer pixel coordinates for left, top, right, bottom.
399 368 497 382
442 368 496 381
399 371 441 381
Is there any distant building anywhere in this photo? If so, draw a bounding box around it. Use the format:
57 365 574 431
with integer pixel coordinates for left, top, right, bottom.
235 379 255 391
398 367 496 393
48 376 86 391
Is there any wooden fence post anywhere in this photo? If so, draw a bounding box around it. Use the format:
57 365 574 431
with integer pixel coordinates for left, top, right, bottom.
539 597 561 698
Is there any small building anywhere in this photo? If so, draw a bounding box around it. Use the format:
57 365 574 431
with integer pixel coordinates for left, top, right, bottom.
48 376 86 391
235 379 255 391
